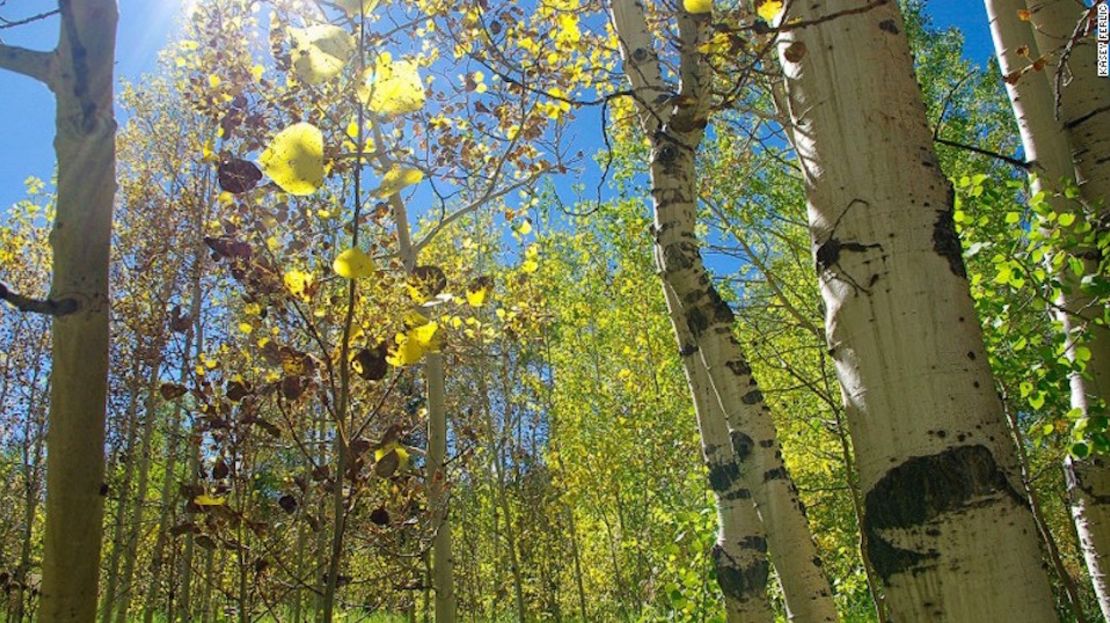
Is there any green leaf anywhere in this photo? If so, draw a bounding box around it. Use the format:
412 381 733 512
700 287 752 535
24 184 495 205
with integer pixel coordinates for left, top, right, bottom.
1071 441 1090 459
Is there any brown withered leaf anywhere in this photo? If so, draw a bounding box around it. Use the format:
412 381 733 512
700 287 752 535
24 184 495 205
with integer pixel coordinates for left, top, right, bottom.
218 158 263 194
160 383 188 400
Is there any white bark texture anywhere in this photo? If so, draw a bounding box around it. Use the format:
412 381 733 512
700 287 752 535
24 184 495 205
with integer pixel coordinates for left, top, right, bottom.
30 1 118 621
609 2 838 620
426 352 457 622
776 2 1057 620
1025 0 1110 204
666 287 775 621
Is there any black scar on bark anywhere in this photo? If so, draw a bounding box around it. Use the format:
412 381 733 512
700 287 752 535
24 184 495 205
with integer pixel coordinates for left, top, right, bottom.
741 389 764 405
739 536 768 552
878 19 900 34
763 467 787 482
731 432 754 461
663 241 697 272
686 285 735 339
932 185 967 278
712 544 770 602
708 460 742 493
723 488 752 500
726 359 752 376
862 444 1026 582
707 286 735 322
686 306 709 339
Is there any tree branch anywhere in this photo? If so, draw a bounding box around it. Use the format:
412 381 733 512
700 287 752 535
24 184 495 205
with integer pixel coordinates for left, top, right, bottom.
0 8 60 30
608 0 669 135
934 136 1032 171
0 43 55 86
0 282 78 316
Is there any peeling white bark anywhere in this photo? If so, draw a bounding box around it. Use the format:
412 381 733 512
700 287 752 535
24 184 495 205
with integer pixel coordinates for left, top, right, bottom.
609 2 838 620
777 2 1057 620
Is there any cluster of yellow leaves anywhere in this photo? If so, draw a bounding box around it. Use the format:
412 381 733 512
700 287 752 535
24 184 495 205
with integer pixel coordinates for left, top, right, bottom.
756 0 784 23
283 269 314 301
465 277 492 308
259 122 325 196
520 245 540 274
386 311 442 366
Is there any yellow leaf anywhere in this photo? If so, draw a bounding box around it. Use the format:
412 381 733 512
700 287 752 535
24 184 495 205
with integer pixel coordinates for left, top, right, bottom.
372 165 424 197
466 276 492 307
360 57 426 115
335 0 379 17
521 245 539 274
333 248 375 279
259 123 325 196
516 218 533 236
194 494 226 506
374 442 411 467
683 0 712 14
284 269 314 300
1017 9 1031 21
238 322 254 335
290 24 355 85
756 0 784 23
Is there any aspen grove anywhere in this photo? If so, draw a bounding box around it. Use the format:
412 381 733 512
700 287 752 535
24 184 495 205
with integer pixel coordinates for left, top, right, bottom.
0 0 1107 621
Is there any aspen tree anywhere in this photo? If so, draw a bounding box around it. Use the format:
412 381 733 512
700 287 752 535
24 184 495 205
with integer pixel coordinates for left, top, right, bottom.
775 1 1057 619
0 1 118 620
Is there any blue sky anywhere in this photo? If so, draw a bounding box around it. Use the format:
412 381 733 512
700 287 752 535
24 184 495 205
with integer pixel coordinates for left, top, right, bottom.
0 1 994 212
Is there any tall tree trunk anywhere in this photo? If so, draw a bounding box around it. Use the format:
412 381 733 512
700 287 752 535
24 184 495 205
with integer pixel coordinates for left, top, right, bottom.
14 348 48 623
101 362 146 623
0 2 121 619
775 2 1057 620
483 363 526 622
987 0 1110 616
609 2 838 620
664 287 775 621
181 315 206 622
425 352 457 622
115 331 171 623
1025 0 1110 203
388 164 456 623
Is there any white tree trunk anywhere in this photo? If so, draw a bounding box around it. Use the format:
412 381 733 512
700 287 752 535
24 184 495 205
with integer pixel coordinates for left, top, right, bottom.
390 184 456 623
0 1 118 620
609 3 838 620
776 2 1057 620
987 0 1110 616
664 287 775 622
1025 0 1110 203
